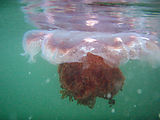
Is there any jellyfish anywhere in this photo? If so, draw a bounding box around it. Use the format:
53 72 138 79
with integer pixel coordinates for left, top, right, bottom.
21 0 160 108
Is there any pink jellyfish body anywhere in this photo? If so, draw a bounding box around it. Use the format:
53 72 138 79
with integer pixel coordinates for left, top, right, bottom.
21 0 160 108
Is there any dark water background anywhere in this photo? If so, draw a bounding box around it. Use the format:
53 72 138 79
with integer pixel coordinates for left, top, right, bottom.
0 0 160 120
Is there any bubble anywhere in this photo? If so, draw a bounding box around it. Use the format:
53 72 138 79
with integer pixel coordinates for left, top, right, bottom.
111 108 115 113
28 116 32 120
107 93 111 99
45 78 50 83
133 104 136 107
137 89 142 94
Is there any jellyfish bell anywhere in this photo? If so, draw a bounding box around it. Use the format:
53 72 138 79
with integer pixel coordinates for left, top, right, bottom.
21 0 160 108
23 29 160 66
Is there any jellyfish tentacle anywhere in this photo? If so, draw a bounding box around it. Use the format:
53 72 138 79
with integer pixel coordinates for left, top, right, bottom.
22 30 47 62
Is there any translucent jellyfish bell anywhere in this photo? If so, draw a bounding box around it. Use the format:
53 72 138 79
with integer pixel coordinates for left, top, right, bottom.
23 29 160 67
21 0 160 108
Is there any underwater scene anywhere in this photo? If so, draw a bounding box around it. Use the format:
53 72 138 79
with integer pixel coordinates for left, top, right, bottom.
0 0 160 120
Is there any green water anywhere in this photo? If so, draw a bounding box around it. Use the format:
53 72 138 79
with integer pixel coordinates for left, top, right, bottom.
0 0 160 120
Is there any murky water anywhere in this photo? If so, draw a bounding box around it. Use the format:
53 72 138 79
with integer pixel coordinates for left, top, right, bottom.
0 0 160 120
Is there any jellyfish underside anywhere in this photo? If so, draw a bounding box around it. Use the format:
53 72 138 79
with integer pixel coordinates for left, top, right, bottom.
58 52 125 108
22 29 160 108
